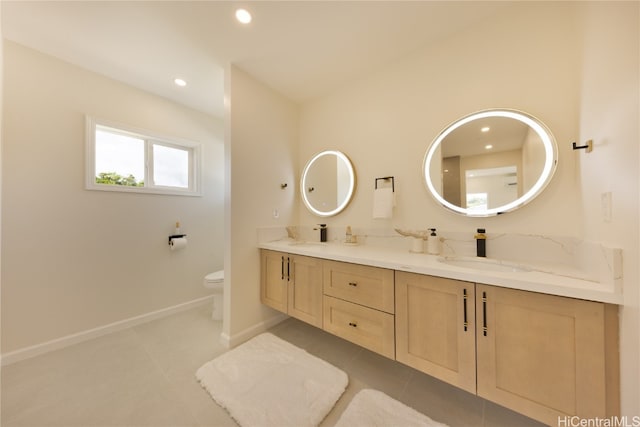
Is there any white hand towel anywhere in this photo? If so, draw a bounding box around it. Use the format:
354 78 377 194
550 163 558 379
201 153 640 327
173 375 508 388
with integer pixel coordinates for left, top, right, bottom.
373 187 394 219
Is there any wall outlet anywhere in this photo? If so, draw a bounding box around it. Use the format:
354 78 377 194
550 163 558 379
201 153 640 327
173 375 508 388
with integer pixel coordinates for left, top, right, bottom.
272 209 279 219
601 192 612 223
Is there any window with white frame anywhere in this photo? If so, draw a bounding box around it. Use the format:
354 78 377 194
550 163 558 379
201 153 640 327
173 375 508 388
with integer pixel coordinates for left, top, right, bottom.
86 117 201 196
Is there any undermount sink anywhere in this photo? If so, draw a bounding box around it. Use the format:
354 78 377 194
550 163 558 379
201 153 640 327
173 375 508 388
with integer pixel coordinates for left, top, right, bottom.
437 256 531 273
288 241 328 247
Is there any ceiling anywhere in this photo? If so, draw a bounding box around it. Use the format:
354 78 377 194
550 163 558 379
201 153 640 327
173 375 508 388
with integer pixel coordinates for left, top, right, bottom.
2 1 513 118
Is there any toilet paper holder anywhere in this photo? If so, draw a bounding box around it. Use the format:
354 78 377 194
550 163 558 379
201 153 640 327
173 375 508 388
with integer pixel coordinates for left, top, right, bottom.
168 234 187 246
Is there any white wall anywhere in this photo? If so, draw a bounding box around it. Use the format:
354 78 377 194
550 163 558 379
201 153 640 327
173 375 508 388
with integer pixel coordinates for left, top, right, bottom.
223 65 299 346
297 1 639 415
299 2 582 235
577 2 640 416
1 41 225 354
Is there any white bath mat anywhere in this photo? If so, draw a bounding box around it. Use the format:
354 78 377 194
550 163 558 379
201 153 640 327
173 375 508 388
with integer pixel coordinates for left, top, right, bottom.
335 389 449 427
196 332 348 427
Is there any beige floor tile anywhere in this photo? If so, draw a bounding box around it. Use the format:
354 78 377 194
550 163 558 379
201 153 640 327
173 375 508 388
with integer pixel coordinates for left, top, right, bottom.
346 347 415 399
171 375 238 427
133 306 225 381
402 368 485 426
318 377 369 427
482 399 546 427
2 308 548 427
1 311 211 427
2 328 155 425
270 318 363 371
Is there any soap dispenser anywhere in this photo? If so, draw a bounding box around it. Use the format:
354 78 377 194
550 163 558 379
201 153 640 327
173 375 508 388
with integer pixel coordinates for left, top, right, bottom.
427 228 440 255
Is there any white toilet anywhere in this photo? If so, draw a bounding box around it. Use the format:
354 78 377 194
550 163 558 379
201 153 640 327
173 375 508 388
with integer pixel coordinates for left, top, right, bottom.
204 270 224 320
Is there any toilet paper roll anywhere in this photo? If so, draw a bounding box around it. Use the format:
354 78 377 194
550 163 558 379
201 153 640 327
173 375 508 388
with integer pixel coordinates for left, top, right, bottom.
170 236 188 251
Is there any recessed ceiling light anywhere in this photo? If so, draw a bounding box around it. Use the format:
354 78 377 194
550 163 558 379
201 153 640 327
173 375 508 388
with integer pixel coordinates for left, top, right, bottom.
485 144 493 150
174 78 187 87
481 126 490 132
235 8 252 24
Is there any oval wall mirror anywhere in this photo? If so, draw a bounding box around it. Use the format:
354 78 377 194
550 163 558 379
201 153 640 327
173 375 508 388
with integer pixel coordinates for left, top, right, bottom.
423 109 558 216
301 150 356 217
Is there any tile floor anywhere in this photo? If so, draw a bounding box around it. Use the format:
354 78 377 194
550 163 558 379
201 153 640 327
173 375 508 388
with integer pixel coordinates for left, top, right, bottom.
1 304 545 426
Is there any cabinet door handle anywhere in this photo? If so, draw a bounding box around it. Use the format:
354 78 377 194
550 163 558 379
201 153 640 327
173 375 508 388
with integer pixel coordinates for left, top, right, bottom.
482 291 488 336
463 288 468 332
281 256 284 280
348 322 358 327
348 282 358 287
287 257 291 281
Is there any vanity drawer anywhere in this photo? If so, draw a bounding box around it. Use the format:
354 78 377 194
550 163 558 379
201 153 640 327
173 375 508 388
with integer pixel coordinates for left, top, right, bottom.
323 260 395 313
323 295 395 359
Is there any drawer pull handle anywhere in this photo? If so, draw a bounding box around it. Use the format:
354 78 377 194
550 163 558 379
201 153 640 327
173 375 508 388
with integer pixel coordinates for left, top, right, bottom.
482 291 488 337
348 282 358 287
348 322 358 327
463 288 468 332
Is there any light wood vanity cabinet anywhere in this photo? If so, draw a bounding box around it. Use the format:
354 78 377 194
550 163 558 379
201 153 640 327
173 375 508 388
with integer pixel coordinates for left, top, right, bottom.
260 250 323 328
476 284 619 425
260 249 619 425
260 250 288 312
322 260 395 359
395 272 477 393
395 271 619 425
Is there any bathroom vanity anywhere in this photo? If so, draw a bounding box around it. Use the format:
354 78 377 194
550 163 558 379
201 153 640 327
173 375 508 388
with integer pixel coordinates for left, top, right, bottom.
258 241 620 426
260 251 324 328
267 108 622 425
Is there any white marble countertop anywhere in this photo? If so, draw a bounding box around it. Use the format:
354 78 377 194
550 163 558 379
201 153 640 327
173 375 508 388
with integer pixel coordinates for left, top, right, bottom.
258 239 623 305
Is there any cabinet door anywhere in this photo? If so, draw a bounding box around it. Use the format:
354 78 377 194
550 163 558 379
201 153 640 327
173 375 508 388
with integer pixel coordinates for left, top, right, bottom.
260 250 287 313
476 284 619 425
395 272 476 393
288 255 323 327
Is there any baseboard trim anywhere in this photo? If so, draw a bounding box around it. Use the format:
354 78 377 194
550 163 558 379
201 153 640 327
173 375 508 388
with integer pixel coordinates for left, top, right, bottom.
1 296 214 366
219 312 288 348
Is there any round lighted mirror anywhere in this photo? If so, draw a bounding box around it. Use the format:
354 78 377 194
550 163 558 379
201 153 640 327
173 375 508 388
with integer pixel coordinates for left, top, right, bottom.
423 109 558 216
301 150 356 217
